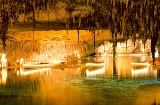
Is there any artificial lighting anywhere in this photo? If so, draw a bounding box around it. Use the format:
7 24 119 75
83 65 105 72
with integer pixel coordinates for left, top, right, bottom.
131 62 149 66
1 53 7 68
18 68 51 76
86 62 104 67
131 67 149 77
86 66 105 77
155 50 159 58
0 68 7 84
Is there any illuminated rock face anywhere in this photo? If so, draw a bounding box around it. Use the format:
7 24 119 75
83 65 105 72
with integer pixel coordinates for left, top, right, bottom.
0 30 111 63
97 39 152 54
1 40 81 64
0 29 153 64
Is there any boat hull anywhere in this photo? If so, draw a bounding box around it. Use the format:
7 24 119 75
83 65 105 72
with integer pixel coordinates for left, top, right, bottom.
23 63 51 69
86 62 105 67
131 62 149 66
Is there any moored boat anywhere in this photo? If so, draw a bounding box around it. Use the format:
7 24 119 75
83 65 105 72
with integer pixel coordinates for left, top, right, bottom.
23 62 51 69
131 61 149 66
20 68 51 75
86 62 105 67
86 66 105 77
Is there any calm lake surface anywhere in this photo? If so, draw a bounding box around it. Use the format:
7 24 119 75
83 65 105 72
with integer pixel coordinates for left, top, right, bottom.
1 54 160 105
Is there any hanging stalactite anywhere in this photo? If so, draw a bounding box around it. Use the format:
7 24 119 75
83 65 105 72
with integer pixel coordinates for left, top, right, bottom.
32 1 36 40
0 10 9 52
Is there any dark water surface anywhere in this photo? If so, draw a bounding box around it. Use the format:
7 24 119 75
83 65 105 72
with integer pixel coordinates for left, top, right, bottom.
1 54 160 105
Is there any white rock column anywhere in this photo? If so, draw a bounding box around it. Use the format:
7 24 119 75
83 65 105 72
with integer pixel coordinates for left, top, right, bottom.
1 53 7 68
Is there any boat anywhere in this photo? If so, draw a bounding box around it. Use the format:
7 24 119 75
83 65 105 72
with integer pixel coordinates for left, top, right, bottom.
131 61 149 66
85 62 105 67
19 68 51 76
23 62 51 69
131 67 149 77
86 62 105 77
86 66 105 77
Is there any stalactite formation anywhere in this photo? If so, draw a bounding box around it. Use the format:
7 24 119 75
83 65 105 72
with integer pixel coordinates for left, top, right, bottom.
0 0 159 63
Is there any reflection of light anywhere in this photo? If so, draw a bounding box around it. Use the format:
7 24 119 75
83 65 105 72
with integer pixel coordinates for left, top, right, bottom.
131 67 149 77
19 58 24 65
74 50 81 58
19 68 51 76
0 68 7 84
86 63 104 67
155 50 159 57
1 53 7 68
86 66 105 77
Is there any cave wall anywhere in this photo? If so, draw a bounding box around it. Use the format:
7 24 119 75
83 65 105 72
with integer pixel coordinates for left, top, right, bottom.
0 40 82 65
1 30 112 64
0 29 148 65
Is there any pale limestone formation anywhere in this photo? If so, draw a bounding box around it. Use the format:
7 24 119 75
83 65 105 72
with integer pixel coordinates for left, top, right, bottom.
98 39 151 55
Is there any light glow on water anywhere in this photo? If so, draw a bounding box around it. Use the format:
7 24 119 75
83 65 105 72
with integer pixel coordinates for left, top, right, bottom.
86 66 105 77
1 55 160 105
131 67 149 77
0 68 7 84
18 68 51 76
1 53 7 68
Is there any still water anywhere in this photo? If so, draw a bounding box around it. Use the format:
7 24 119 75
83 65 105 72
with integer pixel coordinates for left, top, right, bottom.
1 54 160 105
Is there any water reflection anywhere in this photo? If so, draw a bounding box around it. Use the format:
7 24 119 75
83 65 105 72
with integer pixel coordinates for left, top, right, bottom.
86 66 105 77
0 54 158 85
17 68 51 76
0 68 7 84
85 57 160 81
131 67 149 78
86 55 154 79
1 55 160 105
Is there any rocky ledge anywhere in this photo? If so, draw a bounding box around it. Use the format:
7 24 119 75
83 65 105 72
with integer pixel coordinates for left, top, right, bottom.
148 58 160 70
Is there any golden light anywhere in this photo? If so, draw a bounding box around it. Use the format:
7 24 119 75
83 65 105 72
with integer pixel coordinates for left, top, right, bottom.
1 53 7 68
131 67 149 77
155 50 159 58
19 58 24 65
131 62 150 66
0 68 7 84
23 63 51 69
86 66 105 77
85 62 105 67
18 68 51 76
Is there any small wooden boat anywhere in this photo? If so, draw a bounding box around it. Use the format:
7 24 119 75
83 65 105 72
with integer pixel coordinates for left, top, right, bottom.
86 66 105 77
131 67 149 77
23 62 51 69
86 62 105 67
131 61 149 66
21 68 51 75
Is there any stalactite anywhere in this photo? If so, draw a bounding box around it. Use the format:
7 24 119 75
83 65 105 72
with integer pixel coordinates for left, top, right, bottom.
93 30 96 53
32 2 36 40
77 27 80 43
0 10 9 51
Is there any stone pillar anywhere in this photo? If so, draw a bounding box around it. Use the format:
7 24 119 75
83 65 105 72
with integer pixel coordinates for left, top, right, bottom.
1 53 7 68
